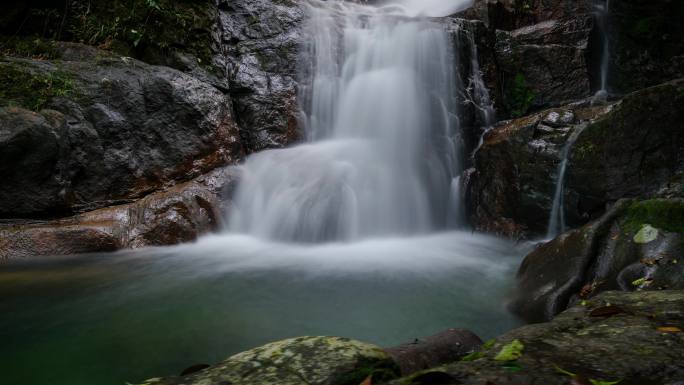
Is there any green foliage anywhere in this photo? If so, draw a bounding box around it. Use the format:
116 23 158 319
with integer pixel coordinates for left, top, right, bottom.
0 63 76 111
10 0 216 66
0 36 60 59
494 339 524 361
622 200 684 234
507 73 535 117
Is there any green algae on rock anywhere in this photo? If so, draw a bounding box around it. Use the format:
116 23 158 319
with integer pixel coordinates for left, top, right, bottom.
388 290 684 385
143 336 400 385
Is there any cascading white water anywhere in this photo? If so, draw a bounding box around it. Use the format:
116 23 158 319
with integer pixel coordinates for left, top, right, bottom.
594 0 610 100
546 125 587 239
229 0 469 242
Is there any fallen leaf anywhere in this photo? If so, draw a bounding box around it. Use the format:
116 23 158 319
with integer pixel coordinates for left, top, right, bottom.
640 258 658 266
634 224 658 244
494 339 524 361
657 326 682 333
631 277 653 287
360 375 372 385
589 379 622 385
589 306 625 317
554 365 577 377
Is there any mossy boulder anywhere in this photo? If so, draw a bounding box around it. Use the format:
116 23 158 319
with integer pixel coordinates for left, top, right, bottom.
512 198 684 323
466 102 613 238
388 290 684 385
0 52 242 219
141 336 400 385
567 79 684 220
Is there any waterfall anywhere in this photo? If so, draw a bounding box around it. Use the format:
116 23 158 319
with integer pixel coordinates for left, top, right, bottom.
546 125 586 239
594 0 610 100
457 22 496 158
229 0 467 242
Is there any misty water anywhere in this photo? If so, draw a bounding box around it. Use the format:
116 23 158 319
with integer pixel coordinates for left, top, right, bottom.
1 1 531 384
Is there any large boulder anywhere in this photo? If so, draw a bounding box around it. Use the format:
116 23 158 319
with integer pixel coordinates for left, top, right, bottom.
388 290 684 385
219 0 305 152
141 336 400 385
0 52 242 218
511 198 684 323
0 167 238 258
466 101 614 238
567 79 684 220
467 79 684 238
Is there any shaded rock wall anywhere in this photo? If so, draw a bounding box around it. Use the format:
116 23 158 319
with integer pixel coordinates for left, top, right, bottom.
467 79 684 238
0 54 242 218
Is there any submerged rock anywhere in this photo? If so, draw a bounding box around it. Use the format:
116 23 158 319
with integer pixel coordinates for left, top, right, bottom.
0 167 238 258
143 336 400 385
511 198 684 323
388 290 684 385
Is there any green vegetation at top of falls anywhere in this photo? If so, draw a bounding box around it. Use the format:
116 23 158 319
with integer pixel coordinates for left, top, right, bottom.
0 62 78 111
0 0 218 73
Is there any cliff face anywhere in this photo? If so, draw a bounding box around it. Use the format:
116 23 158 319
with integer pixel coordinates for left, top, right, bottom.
0 0 306 256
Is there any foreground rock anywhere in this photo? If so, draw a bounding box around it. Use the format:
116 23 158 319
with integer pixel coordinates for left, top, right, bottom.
142 336 400 385
384 329 482 376
511 198 684 323
0 168 237 258
0 52 242 219
389 290 684 385
467 79 684 238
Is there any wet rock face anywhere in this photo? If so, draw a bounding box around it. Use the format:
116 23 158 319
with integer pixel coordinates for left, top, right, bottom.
389 290 684 385
0 54 242 218
567 79 684 218
511 198 684 323
607 0 684 94
145 336 400 385
467 78 684 239
459 0 592 31
466 102 613 238
219 0 305 152
0 167 238 258
495 16 594 115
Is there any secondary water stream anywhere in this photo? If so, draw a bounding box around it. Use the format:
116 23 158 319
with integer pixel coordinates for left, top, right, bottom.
0 1 532 384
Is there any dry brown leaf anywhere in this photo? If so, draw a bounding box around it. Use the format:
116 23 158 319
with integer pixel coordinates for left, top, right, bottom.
657 326 682 333
360 375 372 385
589 306 625 317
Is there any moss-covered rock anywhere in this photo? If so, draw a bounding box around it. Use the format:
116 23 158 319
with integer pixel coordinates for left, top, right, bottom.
0 53 242 218
389 290 684 385
568 78 684 218
142 336 400 385
512 198 684 323
466 102 613 238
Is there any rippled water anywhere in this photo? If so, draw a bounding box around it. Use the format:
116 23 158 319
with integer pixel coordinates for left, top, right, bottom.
0 232 527 385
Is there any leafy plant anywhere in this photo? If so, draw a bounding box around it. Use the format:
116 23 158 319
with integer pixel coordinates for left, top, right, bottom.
494 339 524 361
507 73 535 118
